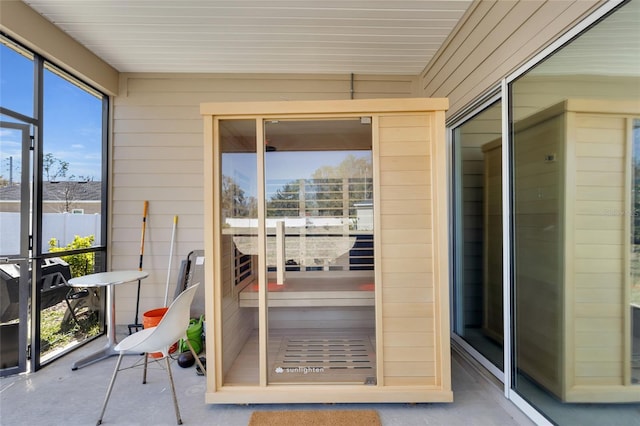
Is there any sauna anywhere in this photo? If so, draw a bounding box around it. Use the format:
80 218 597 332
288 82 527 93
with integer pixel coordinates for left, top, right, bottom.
201 98 452 403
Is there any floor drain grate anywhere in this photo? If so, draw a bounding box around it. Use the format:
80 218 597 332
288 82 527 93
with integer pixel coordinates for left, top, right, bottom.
271 335 376 383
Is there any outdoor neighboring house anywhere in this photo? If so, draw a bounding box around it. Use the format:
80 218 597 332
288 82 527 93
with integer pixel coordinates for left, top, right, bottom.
0 181 101 214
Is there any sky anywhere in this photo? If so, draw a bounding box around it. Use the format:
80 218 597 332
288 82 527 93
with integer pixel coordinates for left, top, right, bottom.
1 42 103 183
223 150 371 199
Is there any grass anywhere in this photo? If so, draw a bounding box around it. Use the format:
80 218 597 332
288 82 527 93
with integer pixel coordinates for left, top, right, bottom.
40 300 101 355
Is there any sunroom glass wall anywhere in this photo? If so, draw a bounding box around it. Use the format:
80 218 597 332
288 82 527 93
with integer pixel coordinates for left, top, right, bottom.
511 1 640 422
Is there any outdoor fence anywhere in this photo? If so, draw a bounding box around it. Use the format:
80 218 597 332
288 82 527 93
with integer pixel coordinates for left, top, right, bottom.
0 212 102 255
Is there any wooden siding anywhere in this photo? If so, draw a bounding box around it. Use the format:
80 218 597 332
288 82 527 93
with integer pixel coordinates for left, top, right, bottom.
512 99 639 402
378 114 436 386
220 235 254 380
420 0 602 117
111 74 418 323
514 111 565 397
456 104 502 331
481 139 502 342
571 112 626 390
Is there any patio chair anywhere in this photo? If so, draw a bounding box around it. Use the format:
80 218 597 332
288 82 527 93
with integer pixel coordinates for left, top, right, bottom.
62 274 101 327
97 283 204 425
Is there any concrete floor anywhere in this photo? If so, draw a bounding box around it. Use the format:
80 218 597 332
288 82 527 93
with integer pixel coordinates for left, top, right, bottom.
0 332 534 426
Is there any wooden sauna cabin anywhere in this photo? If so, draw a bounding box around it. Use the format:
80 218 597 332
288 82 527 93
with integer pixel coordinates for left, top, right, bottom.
201 98 452 404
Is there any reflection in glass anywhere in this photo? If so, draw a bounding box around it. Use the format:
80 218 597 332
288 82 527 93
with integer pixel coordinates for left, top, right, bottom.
631 119 640 385
219 119 259 386
264 119 376 385
452 101 504 370
511 1 640 423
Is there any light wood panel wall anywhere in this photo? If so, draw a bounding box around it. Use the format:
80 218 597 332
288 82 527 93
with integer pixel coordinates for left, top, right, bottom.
570 109 627 395
420 0 602 117
514 110 564 397
111 74 418 323
220 235 254 378
481 139 502 343
512 99 639 402
456 104 502 331
378 114 437 386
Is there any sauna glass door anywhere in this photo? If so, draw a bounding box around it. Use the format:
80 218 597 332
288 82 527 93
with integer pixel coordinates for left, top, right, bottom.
264 118 377 385
219 119 260 386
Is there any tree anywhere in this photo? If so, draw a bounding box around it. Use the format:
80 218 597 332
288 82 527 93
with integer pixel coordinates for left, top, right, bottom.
266 154 373 218
267 181 301 217
311 154 371 182
43 152 95 213
54 176 94 213
221 175 257 218
43 153 69 181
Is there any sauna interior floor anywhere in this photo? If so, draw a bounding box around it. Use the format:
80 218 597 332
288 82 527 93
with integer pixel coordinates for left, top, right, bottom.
224 328 376 385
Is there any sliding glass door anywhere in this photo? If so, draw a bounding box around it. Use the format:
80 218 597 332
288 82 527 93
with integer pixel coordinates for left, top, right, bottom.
452 2 639 423
452 100 504 375
510 2 639 421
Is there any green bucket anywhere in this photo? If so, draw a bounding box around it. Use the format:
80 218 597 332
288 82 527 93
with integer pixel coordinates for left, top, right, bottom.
180 315 204 354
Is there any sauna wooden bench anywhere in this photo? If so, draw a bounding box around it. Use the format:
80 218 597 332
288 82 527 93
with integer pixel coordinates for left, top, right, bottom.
238 277 375 308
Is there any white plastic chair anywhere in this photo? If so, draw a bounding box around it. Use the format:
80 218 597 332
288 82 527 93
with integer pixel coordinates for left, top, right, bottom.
97 283 205 425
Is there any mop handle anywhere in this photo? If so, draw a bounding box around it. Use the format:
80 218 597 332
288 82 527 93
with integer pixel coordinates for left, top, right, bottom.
131 200 149 331
139 201 149 271
164 215 178 307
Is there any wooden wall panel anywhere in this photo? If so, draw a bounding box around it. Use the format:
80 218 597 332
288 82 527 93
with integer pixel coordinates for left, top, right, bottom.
378 114 436 385
267 307 375 330
481 139 503 341
511 100 639 402
514 111 564 397
457 103 502 329
571 113 627 388
220 235 254 378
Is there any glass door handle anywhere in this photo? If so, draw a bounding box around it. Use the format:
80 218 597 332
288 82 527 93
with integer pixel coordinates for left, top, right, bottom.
0 257 28 263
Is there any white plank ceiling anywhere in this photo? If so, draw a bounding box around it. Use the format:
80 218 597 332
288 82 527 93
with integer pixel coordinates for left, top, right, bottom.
23 0 473 74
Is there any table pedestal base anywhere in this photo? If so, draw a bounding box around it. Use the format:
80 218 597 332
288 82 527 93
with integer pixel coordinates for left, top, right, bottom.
71 343 118 370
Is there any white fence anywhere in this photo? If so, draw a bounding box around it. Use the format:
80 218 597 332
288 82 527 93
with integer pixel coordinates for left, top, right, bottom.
0 212 102 255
